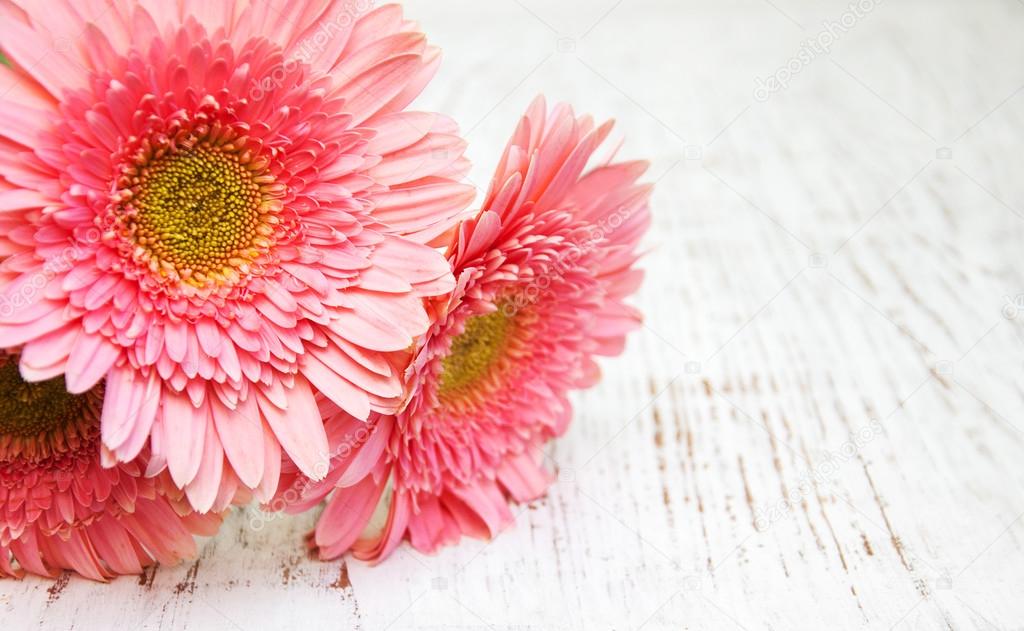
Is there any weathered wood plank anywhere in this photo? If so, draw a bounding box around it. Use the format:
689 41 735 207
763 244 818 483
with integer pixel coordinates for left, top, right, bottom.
3 1 1023 629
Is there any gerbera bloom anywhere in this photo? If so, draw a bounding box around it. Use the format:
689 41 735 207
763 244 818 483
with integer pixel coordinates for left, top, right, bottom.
0 352 221 581
0 2 473 509
280 97 652 561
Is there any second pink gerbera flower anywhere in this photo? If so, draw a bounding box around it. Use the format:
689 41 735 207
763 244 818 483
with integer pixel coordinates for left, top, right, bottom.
282 97 652 561
0 351 221 581
0 2 474 509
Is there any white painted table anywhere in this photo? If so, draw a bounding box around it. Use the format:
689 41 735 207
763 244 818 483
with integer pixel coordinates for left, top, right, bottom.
4 0 1024 628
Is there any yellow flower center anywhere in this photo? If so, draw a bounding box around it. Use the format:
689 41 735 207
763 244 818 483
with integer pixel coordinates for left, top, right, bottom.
124 145 280 288
438 308 513 402
0 357 101 460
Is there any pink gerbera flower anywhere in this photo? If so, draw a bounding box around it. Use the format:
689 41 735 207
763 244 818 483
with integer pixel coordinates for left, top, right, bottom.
0 352 221 581
0 2 473 510
280 97 652 562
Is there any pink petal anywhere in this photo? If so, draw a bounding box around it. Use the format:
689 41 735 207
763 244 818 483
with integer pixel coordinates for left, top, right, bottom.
161 391 207 487
254 419 282 503
85 520 144 576
100 365 159 454
185 415 226 513
257 376 330 481
497 451 553 503
0 188 50 212
315 475 386 553
119 498 197 565
301 352 372 420
337 416 392 487
309 341 401 398
328 307 413 353
210 393 265 489
64 332 121 394
333 54 424 126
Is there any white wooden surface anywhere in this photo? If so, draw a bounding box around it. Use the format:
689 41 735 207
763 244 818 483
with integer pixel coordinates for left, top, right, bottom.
4 0 1024 629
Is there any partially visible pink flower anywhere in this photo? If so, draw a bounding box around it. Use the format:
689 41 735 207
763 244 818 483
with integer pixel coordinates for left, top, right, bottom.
281 97 652 562
0 2 473 510
0 352 221 581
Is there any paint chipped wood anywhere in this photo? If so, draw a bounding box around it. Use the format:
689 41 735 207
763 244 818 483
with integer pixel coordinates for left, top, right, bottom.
3 1 1024 629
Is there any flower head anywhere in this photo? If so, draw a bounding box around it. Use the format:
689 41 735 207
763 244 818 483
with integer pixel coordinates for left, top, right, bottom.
0 1 474 509
0 352 220 581
284 97 652 561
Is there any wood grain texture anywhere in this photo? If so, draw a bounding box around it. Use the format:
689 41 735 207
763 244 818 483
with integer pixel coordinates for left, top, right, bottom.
3 0 1024 629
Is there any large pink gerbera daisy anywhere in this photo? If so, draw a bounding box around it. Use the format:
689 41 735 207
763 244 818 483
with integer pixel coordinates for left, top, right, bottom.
0 1 473 510
0 352 221 581
280 97 652 562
